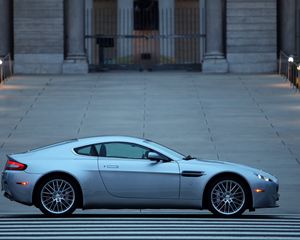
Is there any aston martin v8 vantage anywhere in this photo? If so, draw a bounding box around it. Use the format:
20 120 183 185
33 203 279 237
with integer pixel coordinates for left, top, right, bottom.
1 136 279 217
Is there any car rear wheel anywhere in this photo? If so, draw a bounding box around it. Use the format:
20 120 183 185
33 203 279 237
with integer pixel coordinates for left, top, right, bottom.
208 176 248 217
37 176 78 216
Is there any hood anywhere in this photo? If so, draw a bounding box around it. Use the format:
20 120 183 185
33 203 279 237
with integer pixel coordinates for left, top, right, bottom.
185 158 276 180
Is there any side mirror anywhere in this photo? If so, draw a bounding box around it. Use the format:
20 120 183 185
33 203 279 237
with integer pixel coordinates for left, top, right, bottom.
147 152 162 162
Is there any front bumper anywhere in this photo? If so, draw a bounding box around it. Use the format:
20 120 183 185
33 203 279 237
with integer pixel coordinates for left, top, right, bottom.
252 179 279 209
1 171 40 206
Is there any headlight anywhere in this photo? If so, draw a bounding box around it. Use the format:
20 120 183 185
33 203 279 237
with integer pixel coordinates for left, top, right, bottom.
256 174 272 182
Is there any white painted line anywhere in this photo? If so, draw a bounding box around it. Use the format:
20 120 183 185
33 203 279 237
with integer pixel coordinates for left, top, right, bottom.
0 231 299 236
0 237 299 240
0 219 300 224
0 224 299 229
0 227 299 232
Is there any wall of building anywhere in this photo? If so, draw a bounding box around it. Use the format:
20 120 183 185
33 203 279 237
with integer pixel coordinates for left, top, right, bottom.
9 0 298 74
226 0 277 73
14 0 64 74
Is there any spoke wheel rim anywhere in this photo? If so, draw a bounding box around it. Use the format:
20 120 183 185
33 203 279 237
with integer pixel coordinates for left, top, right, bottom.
211 180 245 215
41 179 75 214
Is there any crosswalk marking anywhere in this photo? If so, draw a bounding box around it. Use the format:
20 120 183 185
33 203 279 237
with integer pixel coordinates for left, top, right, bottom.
0 215 299 240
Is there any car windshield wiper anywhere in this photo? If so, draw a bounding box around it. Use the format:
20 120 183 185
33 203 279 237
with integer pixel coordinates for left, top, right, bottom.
183 155 196 160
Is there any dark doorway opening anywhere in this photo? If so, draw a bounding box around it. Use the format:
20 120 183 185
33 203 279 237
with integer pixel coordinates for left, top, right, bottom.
134 0 159 31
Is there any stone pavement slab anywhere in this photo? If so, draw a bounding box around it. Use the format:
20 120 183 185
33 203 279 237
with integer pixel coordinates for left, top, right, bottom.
0 72 300 215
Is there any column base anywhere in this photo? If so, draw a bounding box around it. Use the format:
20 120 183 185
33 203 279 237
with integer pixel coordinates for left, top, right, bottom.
62 58 88 74
202 57 229 73
14 54 63 74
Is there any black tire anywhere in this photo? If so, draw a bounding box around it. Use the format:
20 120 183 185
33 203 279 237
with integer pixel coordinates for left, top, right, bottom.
36 175 79 217
207 176 249 217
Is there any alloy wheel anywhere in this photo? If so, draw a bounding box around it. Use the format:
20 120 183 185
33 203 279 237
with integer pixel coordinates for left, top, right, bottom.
210 179 246 216
40 178 75 215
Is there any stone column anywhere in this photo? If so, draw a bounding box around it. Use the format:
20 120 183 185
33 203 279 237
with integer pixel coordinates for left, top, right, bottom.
117 0 133 58
85 0 93 64
63 0 88 74
159 0 175 60
199 0 205 62
0 0 12 57
202 0 228 73
297 1 300 57
280 0 296 55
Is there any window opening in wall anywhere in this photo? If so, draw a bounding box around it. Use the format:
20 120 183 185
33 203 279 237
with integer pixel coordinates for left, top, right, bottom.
134 0 159 30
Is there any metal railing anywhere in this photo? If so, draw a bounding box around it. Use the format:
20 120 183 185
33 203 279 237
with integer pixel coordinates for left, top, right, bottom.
85 33 205 69
279 51 300 90
85 7 206 71
0 54 13 84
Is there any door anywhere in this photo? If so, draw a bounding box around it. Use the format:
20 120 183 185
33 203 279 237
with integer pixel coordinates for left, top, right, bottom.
97 142 180 199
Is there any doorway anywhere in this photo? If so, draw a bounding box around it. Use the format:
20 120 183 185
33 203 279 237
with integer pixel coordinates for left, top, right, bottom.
86 0 205 71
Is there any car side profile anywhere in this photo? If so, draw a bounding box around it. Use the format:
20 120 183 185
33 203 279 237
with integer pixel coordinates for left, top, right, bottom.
1 136 279 217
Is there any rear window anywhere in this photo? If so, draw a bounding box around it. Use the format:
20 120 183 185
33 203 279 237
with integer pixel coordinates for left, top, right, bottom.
74 145 98 157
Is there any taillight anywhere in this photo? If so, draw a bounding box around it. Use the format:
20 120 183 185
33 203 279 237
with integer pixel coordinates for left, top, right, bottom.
5 159 27 171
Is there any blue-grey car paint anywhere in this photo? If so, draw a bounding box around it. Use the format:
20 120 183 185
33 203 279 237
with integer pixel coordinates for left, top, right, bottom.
1 136 279 212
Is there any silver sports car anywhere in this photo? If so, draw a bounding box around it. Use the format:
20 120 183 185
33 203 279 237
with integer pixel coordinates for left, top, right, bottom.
1 136 279 217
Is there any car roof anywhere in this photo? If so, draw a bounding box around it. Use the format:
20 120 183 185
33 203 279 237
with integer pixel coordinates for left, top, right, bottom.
75 135 148 146
16 136 149 155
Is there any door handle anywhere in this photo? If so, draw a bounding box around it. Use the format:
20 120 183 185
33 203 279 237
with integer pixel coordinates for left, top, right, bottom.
106 165 119 169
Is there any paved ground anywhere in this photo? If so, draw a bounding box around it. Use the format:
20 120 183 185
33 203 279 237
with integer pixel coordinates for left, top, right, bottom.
1 215 300 239
0 72 300 215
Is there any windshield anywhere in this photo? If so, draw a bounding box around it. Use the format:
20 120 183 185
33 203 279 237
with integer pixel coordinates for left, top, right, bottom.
144 140 186 159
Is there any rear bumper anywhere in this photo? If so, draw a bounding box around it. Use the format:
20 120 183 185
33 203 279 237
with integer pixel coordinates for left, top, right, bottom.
3 191 14 201
1 171 40 206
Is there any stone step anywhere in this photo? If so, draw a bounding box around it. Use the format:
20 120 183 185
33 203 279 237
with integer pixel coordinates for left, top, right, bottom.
228 30 276 38
227 23 276 31
227 9 276 17
227 1 276 9
227 16 276 24
227 45 277 54
227 53 277 63
227 37 276 46
229 62 277 73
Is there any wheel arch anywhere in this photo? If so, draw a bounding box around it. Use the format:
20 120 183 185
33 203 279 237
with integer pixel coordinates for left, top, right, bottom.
32 171 83 209
202 172 253 210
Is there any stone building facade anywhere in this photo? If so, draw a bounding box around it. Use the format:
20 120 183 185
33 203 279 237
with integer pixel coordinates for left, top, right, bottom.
0 0 299 74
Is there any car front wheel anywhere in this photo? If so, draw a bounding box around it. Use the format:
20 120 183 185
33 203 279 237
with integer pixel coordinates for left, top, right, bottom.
36 176 78 216
208 176 248 217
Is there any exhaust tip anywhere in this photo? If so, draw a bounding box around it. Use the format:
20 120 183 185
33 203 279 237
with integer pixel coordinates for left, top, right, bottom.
4 192 14 201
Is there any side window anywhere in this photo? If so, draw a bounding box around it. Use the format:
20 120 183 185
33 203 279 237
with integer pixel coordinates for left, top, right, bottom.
74 145 98 156
101 142 150 159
